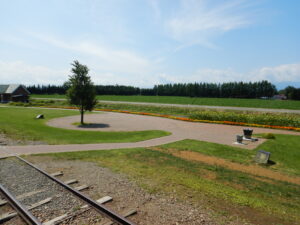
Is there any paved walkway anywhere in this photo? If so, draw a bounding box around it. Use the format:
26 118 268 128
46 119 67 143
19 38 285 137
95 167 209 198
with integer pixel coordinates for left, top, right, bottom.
1 111 299 157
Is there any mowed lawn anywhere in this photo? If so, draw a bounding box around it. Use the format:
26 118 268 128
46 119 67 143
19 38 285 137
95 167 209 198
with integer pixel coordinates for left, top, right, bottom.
37 134 300 225
32 94 300 110
0 107 170 144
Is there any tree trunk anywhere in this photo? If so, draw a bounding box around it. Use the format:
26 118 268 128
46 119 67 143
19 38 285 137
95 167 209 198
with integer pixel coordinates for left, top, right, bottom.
80 107 84 124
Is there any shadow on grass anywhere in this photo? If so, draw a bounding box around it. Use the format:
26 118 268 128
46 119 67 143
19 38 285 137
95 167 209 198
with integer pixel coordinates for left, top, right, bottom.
77 123 110 128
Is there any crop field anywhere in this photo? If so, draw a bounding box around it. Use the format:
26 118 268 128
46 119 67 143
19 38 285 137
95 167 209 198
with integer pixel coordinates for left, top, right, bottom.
31 94 300 110
0 107 169 144
31 134 300 225
13 99 300 129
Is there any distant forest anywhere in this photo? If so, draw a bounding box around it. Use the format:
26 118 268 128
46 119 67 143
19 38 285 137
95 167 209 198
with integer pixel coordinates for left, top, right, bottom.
26 81 300 100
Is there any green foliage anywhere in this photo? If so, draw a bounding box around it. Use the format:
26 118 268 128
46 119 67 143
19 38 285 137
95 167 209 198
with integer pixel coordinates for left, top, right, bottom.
67 60 97 123
28 80 278 98
31 94 300 110
281 86 300 100
189 110 300 127
260 133 276 139
0 107 170 144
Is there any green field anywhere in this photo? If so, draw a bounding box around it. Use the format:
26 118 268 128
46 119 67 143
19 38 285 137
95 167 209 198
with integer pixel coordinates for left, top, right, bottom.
32 134 300 225
0 107 170 144
31 94 300 110
18 98 300 129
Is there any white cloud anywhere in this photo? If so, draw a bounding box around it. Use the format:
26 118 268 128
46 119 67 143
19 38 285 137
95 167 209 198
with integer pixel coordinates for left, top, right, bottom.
30 33 154 74
0 61 68 85
172 62 300 83
166 0 259 48
255 63 300 82
1 61 299 87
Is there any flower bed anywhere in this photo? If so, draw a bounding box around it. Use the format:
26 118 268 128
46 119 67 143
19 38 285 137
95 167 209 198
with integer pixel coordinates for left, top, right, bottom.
94 108 300 132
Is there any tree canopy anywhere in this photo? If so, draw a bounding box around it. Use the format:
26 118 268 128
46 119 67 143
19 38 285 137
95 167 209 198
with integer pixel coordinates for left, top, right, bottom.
66 60 97 124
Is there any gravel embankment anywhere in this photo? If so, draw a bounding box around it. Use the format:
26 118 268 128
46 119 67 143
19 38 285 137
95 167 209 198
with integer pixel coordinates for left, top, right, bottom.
0 157 106 224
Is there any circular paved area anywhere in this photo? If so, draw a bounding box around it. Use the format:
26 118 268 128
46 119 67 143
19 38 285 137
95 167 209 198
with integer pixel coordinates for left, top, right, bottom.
2 111 300 157
48 112 300 149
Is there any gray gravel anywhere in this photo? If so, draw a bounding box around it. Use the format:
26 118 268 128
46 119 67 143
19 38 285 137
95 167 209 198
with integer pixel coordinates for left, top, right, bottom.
0 157 105 224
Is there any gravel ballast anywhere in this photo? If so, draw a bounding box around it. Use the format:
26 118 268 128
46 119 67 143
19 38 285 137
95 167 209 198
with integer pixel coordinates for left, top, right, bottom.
0 157 107 224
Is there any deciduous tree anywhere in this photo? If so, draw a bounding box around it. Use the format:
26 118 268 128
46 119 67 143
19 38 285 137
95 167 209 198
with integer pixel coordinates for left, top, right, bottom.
67 60 97 124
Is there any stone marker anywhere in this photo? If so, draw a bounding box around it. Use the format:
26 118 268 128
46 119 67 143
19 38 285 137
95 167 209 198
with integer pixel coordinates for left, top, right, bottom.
254 150 270 164
243 128 253 139
36 114 44 119
236 135 243 143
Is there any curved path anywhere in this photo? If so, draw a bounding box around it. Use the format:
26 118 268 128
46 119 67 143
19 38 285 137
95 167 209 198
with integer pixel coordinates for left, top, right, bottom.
1 111 299 157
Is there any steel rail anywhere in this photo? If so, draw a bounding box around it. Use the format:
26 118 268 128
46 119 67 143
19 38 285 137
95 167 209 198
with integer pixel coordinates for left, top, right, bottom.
16 156 136 225
0 184 42 225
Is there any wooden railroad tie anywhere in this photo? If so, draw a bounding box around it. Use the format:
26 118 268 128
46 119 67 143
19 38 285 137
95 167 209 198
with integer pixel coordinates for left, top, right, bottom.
50 171 63 177
0 197 52 222
0 179 78 207
43 196 113 225
101 209 137 225
0 189 45 207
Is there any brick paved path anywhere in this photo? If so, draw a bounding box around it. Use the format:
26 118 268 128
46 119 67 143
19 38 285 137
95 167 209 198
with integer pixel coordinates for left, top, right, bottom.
1 112 299 157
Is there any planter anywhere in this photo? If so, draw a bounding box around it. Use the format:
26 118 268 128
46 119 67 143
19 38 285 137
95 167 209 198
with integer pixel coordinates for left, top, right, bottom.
243 128 253 139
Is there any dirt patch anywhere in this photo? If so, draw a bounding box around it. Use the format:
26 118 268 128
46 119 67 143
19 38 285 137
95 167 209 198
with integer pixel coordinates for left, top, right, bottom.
151 147 300 185
202 169 217 180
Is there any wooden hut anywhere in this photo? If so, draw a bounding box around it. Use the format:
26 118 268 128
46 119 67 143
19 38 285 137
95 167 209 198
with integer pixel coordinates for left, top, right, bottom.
0 84 30 103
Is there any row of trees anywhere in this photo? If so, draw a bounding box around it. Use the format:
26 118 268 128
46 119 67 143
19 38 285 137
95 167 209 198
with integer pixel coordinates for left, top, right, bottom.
152 81 277 98
279 86 300 100
26 84 140 95
27 81 277 99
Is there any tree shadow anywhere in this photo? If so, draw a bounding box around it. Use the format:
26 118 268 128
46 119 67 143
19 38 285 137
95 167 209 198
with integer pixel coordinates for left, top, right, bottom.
78 123 110 128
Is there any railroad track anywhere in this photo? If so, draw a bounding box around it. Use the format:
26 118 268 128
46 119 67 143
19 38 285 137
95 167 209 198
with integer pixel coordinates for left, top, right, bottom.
0 156 137 225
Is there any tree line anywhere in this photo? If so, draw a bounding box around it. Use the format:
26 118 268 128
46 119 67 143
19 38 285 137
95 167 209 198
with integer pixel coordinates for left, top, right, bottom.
279 86 300 100
26 80 300 100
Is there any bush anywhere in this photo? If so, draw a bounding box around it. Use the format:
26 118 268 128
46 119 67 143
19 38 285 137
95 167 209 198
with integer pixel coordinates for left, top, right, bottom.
261 133 276 139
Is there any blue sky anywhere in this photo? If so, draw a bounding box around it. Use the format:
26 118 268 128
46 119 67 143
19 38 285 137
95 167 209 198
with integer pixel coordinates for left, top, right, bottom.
0 0 299 89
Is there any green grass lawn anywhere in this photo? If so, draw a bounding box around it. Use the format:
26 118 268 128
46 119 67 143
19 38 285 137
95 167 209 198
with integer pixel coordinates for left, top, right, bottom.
31 94 300 110
34 135 300 225
161 134 300 176
0 107 170 144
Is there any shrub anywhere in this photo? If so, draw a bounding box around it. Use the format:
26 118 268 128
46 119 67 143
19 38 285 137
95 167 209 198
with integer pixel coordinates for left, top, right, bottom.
261 133 276 139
